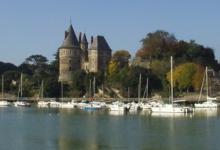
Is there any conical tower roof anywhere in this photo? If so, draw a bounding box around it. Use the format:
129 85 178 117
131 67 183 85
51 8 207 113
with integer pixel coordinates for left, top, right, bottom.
60 25 79 48
82 33 88 44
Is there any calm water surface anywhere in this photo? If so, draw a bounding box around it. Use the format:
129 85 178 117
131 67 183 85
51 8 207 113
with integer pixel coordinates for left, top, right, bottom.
0 107 219 150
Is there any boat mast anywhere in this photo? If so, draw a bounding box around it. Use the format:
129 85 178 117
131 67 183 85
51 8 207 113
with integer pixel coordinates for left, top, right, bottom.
205 67 209 99
171 56 173 106
89 79 91 98
20 73 23 97
146 78 149 101
127 87 130 99
41 80 44 99
93 76 96 98
102 84 104 98
61 82 63 101
198 69 206 102
138 73 141 103
143 77 149 100
2 75 4 100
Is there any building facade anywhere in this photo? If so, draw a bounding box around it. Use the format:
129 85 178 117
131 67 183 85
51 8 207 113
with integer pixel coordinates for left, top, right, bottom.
58 24 112 83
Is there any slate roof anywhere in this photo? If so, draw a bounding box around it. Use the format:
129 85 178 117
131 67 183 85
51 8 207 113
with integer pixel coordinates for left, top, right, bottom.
89 36 111 51
60 25 79 48
82 33 88 44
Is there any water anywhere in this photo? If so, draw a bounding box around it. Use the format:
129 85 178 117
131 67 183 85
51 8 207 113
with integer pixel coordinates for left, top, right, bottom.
0 107 219 150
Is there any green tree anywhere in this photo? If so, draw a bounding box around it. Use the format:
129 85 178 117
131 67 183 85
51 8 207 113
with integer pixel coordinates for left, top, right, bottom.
108 60 119 79
0 61 17 75
136 30 177 59
25 54 48 66
112 50 131 68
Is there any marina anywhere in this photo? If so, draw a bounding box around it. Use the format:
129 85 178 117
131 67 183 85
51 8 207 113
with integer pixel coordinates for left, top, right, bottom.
0 1 220 149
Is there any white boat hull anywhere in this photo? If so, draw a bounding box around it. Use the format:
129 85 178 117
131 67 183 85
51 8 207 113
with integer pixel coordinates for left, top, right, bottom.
0 101 11 107
37 101 49 108
14 101 31 107
151 104 187 113
194 101 219 108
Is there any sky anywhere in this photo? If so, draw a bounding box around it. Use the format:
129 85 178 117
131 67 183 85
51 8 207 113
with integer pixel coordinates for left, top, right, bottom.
0 0 220 65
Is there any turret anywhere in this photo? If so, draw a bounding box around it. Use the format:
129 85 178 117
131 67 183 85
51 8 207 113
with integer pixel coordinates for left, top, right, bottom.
78 32 82 44
58 24 81 83
80 33 88 50
80 33 88 63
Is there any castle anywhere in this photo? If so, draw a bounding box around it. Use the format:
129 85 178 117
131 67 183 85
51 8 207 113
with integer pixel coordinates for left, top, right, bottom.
58 24 112 83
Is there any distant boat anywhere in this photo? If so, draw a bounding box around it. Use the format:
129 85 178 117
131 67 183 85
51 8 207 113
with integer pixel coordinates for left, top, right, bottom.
128 74 143 112
151 56 192 113
108 101 129 111
140 77 153 110
79 77 106 111
14 73 30 107
37 80 49 108
14 101 31 107
194 67 219 108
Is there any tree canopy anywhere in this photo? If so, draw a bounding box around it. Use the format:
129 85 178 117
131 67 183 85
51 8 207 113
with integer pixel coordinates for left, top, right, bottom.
136 30 220 71
166 63 205 92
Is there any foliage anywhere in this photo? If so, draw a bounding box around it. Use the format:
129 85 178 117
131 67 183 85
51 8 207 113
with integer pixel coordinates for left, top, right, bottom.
108 60 119 77
192 65 205 91
112 50 131 68
136 30 177 59
25 54 48 66
167 62 205 92
0 61 17 75
136 30 219 71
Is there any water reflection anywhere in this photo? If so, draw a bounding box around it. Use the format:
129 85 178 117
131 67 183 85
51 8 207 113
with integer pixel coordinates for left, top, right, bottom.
150 112 190 118
58 109 102 150
0 107 220 150
194 108 218 117
108 110 125 116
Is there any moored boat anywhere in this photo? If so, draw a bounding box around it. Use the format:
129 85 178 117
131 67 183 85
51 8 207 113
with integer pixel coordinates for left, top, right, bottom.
14 101 31 107
0 101 11 107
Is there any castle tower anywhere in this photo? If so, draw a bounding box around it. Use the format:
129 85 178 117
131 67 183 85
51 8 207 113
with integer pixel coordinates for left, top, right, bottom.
58 24 81 83
80 33 88 51
80 33 89 70
88 36 112 72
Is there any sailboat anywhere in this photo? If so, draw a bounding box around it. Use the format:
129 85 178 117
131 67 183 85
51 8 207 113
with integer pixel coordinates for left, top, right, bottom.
151 56 191 113
128 74 142 112
194 67 219 108
0 75 11 106
83 77 105 111
140 77 152 110
37 80 50 108
14 73 31 107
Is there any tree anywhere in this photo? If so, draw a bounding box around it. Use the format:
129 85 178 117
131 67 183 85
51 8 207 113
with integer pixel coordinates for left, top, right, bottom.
167 62 204 92
136 30 177 59
192 65 205 91
122 66 162 97
69 70 87 97
25 54 48 66
112 50 131 68
0 61 17 75
1 70 20 94
108 60 119 78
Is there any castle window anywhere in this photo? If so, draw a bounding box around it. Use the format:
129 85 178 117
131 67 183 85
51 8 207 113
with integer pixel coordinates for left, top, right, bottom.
69 67 72 71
